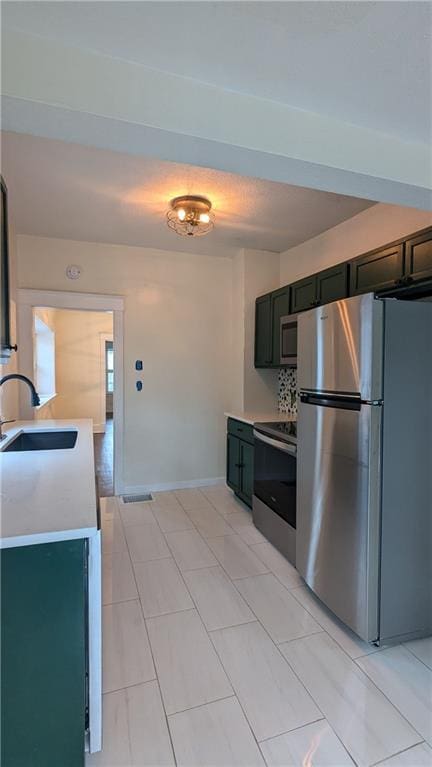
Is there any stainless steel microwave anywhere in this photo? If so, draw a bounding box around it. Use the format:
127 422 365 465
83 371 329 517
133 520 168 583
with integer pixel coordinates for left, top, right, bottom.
280 313 298 366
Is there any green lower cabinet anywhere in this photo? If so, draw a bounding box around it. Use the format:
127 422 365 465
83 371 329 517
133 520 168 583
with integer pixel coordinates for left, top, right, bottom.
1 539 87 767
226 433 241 492
239 441 254 504
226 431 254 508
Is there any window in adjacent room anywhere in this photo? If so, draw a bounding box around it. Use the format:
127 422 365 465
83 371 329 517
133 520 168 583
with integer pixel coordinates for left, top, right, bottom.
106 340 114 394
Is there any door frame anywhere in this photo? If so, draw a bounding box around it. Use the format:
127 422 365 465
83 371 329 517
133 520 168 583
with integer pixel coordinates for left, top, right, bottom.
17 288 125 494
99 332 114 431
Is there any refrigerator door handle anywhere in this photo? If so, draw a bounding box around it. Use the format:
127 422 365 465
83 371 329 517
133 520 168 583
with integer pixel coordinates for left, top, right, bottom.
300 389 361 399
299 392 362 411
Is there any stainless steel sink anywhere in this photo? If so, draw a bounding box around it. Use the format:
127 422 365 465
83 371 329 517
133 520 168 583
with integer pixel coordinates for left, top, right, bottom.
2 430 78 452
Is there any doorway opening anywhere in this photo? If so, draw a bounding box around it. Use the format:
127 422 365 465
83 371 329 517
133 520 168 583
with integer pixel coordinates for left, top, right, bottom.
17 288 124 495
93 335 115 496
31 305 115 496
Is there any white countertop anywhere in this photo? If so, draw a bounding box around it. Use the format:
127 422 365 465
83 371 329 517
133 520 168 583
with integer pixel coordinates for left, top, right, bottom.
0 419 98 548
224 411 297 426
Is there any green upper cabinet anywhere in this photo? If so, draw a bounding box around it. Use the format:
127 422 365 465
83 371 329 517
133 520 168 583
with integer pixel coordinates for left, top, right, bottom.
405 229 432 284
254 293 272 367
316 263 348 305
291 275 317 313
350 243 404 295
254 226 432 369
271 286 290 366
291 265 348 313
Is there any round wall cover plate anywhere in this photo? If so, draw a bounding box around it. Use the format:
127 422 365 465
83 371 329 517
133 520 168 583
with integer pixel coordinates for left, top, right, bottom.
66 264 82 280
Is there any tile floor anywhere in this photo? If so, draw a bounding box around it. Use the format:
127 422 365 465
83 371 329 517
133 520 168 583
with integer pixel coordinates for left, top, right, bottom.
87 485 432 767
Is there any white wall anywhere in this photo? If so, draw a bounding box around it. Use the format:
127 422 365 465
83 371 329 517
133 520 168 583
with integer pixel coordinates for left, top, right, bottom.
54 309 112 430
17 235 239 490
36 308 113 430
33 306 57 419
280 203 432 285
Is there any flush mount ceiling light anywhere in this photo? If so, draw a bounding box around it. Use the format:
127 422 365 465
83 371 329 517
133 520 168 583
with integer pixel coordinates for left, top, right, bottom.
167 195 215 237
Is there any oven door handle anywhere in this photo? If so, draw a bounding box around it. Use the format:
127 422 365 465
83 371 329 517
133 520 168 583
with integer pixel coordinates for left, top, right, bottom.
253 430 297 456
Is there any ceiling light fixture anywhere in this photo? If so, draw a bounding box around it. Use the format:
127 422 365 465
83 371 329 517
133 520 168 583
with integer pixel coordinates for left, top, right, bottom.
167 195 214 237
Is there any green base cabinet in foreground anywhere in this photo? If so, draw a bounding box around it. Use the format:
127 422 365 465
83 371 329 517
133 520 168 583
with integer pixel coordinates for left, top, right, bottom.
226 418 254 508
1 539 87 767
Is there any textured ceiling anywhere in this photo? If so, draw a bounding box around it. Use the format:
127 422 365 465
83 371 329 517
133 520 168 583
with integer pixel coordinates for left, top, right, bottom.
3 1 431 144
1 132 375 258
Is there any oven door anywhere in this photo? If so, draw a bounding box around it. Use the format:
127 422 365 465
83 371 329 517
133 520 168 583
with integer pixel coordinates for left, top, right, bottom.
280 314 298 366
253 431 297 528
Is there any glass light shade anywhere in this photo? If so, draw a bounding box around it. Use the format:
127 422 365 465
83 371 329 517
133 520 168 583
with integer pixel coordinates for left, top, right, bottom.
167 196 215 237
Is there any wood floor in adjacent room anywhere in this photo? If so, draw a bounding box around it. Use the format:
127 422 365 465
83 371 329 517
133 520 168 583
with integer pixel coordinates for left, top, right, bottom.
88 484 432 767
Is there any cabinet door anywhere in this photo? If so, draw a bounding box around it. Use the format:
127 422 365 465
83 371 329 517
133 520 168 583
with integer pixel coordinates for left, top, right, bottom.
254 294 272 367
239 441 254 507
226 433 241 492
1 539 86 767
405 229 432 283
316 263 348 305
350 244 404 295
291 275 317 313
271 286 290 365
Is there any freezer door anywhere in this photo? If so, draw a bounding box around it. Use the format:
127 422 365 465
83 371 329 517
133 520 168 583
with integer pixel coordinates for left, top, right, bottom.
298 293 383 401
296 399 381 642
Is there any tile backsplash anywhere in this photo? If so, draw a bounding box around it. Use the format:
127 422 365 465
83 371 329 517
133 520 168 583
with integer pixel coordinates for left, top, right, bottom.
278 368 298 416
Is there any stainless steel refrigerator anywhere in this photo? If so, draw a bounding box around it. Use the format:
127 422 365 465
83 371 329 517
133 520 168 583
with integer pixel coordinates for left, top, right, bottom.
297 293 432 644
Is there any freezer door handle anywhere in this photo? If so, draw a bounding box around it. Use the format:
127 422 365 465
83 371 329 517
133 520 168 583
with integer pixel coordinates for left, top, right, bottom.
299 392 361 411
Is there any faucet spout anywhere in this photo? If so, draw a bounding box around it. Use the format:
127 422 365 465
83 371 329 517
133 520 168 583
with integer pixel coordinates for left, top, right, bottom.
0 374 40 407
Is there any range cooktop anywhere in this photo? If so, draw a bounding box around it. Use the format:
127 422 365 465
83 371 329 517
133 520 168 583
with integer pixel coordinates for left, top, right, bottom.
254 420 297 444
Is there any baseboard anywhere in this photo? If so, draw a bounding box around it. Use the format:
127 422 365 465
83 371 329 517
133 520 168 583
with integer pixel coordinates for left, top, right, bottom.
118 476 226 496
93 423 105 434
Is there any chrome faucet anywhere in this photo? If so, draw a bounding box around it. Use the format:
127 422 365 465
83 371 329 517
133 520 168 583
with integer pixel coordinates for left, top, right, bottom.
0 374 40 441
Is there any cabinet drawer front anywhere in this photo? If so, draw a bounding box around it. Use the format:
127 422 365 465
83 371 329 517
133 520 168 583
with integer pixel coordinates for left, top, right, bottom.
406 230 432 282
350 244 404 295
227 418 254 444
